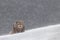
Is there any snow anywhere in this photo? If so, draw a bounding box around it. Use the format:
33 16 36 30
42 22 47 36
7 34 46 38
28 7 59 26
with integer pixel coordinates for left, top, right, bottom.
0 24 60 40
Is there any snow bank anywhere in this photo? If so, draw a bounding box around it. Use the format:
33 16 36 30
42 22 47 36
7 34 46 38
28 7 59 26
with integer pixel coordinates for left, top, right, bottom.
0 24 60 40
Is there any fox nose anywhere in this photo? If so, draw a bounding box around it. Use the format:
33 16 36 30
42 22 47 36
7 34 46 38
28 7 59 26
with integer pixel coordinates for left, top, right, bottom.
18 25 23 28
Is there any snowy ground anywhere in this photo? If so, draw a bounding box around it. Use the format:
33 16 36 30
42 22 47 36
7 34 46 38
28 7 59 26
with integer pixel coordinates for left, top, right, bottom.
0 24 60 40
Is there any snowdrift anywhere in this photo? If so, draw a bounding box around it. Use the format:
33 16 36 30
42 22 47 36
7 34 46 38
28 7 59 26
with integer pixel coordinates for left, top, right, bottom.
0 24 60 40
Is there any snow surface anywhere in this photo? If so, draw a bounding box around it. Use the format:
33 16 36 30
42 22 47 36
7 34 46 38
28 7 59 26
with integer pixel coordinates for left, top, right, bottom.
0 24 60 40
